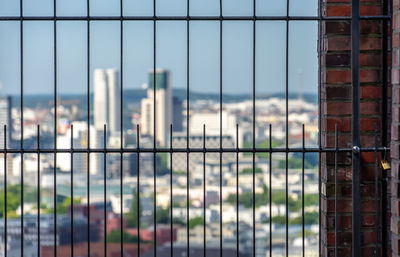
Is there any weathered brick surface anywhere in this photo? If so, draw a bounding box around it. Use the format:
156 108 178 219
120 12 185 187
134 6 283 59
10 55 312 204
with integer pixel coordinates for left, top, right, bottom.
321 0 389 256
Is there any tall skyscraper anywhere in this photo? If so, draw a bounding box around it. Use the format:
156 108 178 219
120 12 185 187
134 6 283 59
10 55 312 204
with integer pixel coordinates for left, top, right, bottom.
172 97 183 132
94 69 120 135
141 69 172 146
0 96 12 149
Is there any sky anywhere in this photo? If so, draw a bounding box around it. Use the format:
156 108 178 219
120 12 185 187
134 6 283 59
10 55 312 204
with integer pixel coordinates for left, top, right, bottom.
0 0 318 95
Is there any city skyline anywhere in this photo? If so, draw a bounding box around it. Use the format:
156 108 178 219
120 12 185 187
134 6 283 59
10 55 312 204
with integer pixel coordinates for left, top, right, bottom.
0 21 318 96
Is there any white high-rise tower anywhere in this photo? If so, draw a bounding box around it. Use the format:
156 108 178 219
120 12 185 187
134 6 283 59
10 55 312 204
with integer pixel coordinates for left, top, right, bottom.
94 69 121 135
141 69 172 146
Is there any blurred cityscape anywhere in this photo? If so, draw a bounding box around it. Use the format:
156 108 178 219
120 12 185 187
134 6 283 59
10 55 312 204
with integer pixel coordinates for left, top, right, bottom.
0 68 319 257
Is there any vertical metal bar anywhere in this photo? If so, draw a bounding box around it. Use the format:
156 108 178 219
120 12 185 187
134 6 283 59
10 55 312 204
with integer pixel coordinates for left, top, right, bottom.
203 124 206 257
236 124 239 257
381 0 389 255
186 134 189 257
374 124 378 257
86 0 91 254
381 155 388 256
120 0 124 254
285 0 290 256
3 125 6 257
137 124 140 257
70 124 74 257
120 117 123 255
252 1 256 256
170 124 173 257
382 1 388 147
37 125 40 257
269 124 272 257
351 0 361 256
302 124 305 257
186 1 190 255
317 0 323 253
19 0 24 254
335 124 338 257
153 0 157 253
104 124 107 257
219 0 223 256
53 0 58 253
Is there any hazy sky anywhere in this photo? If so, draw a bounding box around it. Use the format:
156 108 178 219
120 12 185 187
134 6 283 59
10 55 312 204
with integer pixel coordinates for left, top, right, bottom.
0 0 318 95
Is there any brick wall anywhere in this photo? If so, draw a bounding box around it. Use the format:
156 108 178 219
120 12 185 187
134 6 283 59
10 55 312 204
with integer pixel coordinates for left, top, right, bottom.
392 0 400 255
321 0 387 256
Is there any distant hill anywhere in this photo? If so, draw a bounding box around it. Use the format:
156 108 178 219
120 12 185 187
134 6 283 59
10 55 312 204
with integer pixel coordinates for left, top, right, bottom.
10 88 317 109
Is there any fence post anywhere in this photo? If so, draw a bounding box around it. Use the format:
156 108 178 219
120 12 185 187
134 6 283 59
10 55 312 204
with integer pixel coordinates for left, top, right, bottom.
351 0 361 256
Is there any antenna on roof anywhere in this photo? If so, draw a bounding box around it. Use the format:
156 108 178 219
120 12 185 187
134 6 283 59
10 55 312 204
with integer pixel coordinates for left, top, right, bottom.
297 69 303 101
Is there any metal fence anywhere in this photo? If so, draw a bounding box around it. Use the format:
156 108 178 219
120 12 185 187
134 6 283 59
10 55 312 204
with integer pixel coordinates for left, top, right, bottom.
0 0 392 257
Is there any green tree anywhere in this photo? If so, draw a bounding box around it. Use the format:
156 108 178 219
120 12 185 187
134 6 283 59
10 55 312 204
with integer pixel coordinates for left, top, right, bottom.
0 188 19 218
271 215 286 225
290 211 319 225
0 184 43 218
106 230 140 243
127 190 141 228
243 140 282 158
226 186 315 212
189 216 204 229
226 184 268 208
240 167 262 174
156 207 170 224
278 158 315 169
43 197 81 214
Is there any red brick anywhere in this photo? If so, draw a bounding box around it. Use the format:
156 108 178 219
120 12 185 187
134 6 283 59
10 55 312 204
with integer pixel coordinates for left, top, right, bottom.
361 134 382 147
324 86 351 99
393 33 400 48
323 133 352 148
361 200 380 212
325 21 350 35
321 165 353 182
360 53 382 66
360 117 381 131
360 5 382 16
326 5 351 16
360 101 381 115
361 166 380 181
360 69 381 83
325 36 350 51
362 231 377 245
325 102 352 115
361 86 382 99
327 199 352 213
360 20 382 35
325 37 381 52
326 54 351 66
360 37 382 51
361 214 377 227
362 246 380 256
326 117 351 132
325 70 351 84
361 183 380 197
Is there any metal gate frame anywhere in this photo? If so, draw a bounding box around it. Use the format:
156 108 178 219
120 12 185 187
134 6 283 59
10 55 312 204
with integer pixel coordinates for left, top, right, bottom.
350 0 390 256
0 0 393 257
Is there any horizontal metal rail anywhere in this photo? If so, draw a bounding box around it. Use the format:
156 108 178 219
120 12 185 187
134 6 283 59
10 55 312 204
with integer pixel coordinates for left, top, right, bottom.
0 146 389 153
0 15 391 21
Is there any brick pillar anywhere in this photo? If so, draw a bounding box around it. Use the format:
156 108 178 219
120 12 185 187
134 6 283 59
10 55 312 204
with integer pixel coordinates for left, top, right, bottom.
392 0 400 255
321 1 386 256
